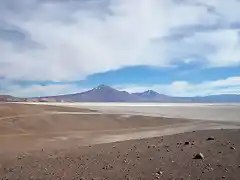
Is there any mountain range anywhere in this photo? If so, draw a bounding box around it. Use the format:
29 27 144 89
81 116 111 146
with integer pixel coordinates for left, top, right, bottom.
24 84 240 103
1 84 239 103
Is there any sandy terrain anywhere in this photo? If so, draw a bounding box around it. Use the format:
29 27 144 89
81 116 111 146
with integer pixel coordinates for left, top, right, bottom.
0 103 240 179
0 103 96 118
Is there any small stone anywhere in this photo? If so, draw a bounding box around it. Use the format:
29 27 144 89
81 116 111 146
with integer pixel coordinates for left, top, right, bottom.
17 156 22 160
222 176 226 179
230 146 236 150
102 164 113 170
8 168 14 172
193 153 204 160
184 141 190 145
156 170 163 176
207 137 215 141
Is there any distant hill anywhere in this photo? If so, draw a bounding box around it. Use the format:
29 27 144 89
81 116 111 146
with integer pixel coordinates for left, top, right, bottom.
132 90 181 102
191 94 240 103
2 84 240 103
0 95 23 102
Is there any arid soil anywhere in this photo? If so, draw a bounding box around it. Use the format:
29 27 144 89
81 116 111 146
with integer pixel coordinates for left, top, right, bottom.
0 103 239 179
0 103 95 118
0 129 240 180
0 103 191 153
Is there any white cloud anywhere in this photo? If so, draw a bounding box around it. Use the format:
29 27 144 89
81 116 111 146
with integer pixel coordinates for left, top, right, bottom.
0 81 88 97
0 0 240 81
181 30 240 67
117 76 240 97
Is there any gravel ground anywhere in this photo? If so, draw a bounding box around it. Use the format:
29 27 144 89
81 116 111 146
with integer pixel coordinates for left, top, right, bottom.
1 129 239 180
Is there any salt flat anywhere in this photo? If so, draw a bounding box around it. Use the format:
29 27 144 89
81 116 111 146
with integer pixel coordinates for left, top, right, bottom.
23 102 240 122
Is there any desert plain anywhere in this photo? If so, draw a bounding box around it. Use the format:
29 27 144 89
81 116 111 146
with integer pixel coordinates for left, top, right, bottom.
0 102 240 179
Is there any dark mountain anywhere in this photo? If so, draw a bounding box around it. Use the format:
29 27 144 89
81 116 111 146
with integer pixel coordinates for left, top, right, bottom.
22 84 240 103
49 84 136 102
132 90 177 102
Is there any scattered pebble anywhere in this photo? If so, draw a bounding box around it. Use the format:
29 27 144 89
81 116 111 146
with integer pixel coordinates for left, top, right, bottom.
102 164 113 170
156 170 163 176
230 146 236 150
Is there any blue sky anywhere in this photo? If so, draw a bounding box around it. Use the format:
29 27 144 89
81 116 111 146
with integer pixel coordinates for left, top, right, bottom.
0 0 240 97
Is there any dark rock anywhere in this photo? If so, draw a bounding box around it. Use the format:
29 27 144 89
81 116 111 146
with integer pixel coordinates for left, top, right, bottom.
207 137 215 141
230 146 236 150
193 153 204 160
184 141 190 145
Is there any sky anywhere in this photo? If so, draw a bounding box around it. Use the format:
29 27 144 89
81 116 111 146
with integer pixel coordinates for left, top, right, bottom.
0 0 240 97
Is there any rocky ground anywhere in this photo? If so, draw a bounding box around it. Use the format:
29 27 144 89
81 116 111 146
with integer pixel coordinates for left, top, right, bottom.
0 129 239 180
